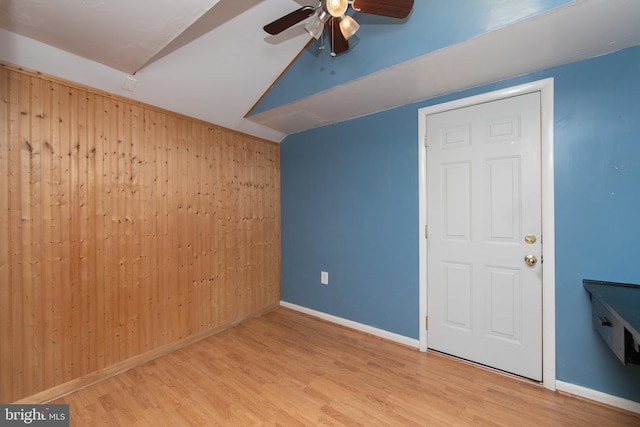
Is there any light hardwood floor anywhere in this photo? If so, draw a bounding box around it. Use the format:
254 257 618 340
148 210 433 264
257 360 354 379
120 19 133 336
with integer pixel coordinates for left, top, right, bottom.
54 308 640 426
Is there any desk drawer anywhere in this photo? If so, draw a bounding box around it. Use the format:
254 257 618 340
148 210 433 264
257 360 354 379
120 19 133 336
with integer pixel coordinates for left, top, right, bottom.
591 298 625 363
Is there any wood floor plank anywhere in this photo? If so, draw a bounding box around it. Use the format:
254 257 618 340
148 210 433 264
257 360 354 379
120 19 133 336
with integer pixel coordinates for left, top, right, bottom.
55 308 640 426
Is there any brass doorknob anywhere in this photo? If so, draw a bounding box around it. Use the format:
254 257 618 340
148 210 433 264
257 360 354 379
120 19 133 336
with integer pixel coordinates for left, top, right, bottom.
524 255 537 266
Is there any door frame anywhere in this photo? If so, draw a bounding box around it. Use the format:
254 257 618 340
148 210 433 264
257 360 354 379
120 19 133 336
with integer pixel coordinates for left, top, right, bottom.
417 78 556 390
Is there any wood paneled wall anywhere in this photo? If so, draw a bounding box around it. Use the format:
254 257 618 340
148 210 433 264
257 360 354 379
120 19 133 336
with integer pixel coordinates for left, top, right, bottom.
0 64 281 403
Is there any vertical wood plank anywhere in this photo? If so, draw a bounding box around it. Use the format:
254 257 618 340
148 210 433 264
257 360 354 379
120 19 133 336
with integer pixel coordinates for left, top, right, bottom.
0 67 12 401
100 94 114 368
193 123 205 331
85 91 98 373
160 112 171 343
76 87 91 377
39 78 54 393
49 81 64 389
118 100 132 360
93 93 107 371
70 86 81 380
18 72 36 396
8 70 25 398
166 113 178 342
174 118 185 339
29 75 45 392
145 108 160 352
107 97 120 367
129 103 142 358
59 84 74 383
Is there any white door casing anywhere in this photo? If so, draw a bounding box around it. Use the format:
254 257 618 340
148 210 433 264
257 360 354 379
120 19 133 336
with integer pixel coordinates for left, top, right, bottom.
417 79 556 389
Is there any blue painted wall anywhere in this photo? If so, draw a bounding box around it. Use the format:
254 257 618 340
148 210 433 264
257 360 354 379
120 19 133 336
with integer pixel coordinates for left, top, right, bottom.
280 108 419 336
251 0 573 115
280 46 640 402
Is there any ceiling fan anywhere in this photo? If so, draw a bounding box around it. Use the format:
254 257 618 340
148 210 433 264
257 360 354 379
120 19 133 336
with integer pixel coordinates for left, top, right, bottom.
264 0 414 57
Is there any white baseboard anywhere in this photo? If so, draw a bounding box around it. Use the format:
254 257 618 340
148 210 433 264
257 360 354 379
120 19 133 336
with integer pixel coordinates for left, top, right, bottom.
556 380 640 414
280 301 420 349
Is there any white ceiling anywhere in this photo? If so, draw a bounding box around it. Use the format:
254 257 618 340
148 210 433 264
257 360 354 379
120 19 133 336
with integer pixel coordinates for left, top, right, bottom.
0 0 222 74
1 0 639 142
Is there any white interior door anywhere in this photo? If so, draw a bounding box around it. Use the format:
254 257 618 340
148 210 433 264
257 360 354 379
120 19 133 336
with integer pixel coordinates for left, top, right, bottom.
426 92 542 381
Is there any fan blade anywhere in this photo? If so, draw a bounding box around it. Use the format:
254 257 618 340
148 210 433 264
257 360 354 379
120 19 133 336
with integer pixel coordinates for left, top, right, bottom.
351 0 414 19
329 18 349 56
263 6 316 35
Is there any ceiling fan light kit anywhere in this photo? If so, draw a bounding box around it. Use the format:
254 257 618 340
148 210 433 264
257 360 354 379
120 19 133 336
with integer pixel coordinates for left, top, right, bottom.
304 10 330 40
264 0 413 56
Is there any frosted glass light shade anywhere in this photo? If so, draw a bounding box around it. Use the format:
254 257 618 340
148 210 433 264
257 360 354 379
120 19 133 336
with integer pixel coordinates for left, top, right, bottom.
304 11 330 39
339 15 359 40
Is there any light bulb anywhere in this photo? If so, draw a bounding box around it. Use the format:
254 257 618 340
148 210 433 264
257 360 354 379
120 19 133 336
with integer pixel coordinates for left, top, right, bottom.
324 0 348 17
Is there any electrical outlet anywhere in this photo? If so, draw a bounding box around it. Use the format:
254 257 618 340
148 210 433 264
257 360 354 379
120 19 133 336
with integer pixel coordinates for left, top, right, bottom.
321 271 329 285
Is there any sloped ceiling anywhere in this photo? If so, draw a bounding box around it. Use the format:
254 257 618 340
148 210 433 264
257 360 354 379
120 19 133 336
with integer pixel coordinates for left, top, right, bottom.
0 0 222 74
248 0 640 135
0 0 639 142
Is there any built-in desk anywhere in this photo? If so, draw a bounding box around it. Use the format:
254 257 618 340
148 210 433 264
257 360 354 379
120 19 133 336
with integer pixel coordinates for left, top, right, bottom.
584 279 640 365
